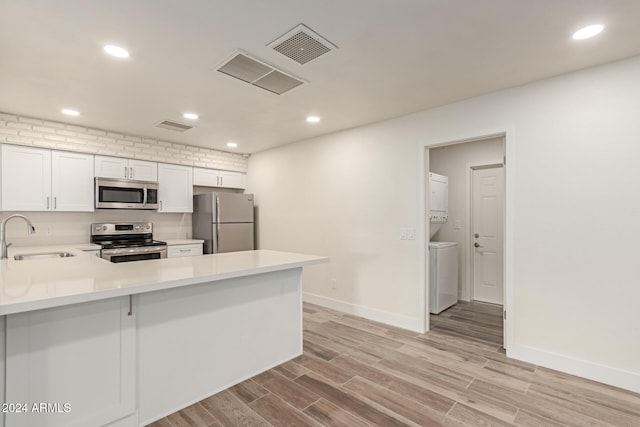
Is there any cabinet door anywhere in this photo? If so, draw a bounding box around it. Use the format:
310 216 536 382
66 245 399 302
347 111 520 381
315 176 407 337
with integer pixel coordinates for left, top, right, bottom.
95 155 128 179
193 167 220 187
0 144 52 211
51 151 94 211
129 159 158 182
219 170 245 189
158 163 193 213
5 296 136 427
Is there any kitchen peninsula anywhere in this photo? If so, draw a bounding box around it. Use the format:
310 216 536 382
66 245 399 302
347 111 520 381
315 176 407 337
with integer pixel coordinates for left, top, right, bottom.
0 248 327 426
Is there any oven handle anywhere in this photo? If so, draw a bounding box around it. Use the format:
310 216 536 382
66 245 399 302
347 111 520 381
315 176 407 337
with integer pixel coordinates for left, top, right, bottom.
101 245 167 257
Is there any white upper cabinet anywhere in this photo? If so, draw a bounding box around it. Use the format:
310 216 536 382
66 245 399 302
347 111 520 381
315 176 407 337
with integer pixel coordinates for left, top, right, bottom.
1 145 51 211
128 159 158 181
51 150 94 211
158 163 193 213
0 145 94 212
95 155 157 181
193 167 245 189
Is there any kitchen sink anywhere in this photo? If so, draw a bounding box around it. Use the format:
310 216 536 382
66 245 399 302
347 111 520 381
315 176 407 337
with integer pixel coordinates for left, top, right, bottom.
13 251 76 261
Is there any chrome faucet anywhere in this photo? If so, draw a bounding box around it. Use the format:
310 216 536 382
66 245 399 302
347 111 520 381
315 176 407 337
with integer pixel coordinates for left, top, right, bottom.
0 214 36 259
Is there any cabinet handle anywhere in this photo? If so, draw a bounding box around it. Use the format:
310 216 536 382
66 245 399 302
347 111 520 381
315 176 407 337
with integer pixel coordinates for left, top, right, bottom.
130 167 134 179
124 166 128 179
179 249 190 252
128 295 133 316
53 197 57 209
159 200 163 211
46 196 50 210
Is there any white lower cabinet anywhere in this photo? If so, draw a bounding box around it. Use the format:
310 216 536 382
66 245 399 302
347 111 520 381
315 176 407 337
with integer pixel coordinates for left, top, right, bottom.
4 297 136 427
167 243 203 258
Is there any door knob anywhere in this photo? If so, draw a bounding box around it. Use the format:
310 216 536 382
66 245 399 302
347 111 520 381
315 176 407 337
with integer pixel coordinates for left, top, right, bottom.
474 233 479 238
474 242 483 248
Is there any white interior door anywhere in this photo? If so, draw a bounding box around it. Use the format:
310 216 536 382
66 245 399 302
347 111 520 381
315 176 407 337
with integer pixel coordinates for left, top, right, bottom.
472 165 504 305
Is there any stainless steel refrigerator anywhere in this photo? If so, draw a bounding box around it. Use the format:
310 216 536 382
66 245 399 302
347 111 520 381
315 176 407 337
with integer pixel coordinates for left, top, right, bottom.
192 192 255 254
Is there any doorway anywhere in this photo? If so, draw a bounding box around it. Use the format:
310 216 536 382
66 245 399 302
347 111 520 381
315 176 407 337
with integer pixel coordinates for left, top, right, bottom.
425 134 507 348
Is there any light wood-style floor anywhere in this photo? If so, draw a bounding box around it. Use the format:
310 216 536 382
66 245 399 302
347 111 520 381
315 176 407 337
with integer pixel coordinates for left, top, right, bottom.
148 302 640 426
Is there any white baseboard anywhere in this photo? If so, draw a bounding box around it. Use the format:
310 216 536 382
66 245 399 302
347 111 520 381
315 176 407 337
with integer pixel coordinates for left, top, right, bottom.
303 292 424 333
508 344 640 394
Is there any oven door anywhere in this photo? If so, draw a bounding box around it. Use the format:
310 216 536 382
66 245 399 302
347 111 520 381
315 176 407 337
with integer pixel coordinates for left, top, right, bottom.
95 178 159 210
101 246 167 263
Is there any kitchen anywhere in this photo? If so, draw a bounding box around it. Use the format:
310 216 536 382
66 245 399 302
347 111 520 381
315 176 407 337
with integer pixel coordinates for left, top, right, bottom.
2 1 640 426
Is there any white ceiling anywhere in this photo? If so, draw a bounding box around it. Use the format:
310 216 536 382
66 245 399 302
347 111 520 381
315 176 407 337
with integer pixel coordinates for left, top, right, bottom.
2 0 640 154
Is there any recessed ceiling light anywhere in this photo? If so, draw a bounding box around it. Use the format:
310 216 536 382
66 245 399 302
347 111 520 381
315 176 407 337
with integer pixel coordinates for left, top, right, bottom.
306 116 320 123
103 45 130 58
226 142 238 148
61 109 80 116
572 24 604 40
183 113 198 120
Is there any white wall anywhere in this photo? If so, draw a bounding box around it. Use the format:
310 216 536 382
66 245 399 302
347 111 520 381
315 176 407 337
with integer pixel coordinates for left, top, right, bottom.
247 54 640 392
430 137 504 301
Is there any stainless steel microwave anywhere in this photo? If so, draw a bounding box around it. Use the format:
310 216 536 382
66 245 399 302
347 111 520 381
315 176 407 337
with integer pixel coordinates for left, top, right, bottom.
95 178 159 209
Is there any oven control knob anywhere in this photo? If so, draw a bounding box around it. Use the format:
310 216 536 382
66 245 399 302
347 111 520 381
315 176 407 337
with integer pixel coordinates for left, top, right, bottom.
134 225 140 230
146 225 150 230
101 226 107 231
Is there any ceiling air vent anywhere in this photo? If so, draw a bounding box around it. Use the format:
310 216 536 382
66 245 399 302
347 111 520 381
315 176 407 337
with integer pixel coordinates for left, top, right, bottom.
216 51 305 95
268 24 337 65
155 120 193 132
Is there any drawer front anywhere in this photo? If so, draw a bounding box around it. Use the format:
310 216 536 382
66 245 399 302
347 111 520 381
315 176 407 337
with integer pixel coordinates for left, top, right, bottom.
167 244 203 258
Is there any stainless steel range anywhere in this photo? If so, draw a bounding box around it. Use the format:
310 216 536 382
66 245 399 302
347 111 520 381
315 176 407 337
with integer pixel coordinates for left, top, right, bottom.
91 222 167 263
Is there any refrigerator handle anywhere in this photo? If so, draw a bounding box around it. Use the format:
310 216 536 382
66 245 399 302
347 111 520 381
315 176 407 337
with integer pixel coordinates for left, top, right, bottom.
215 194 221 253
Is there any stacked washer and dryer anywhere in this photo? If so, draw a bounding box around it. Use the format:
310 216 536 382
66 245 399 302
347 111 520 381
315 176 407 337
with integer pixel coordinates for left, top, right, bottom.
428 172 459 314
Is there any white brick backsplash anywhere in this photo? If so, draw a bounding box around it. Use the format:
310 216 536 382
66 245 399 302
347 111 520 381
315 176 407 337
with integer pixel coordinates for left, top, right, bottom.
33 125 56 133
65 124 87 133
44 134 65 142
87 128 107 136
56 130 77 137
0 113 18 121
43 120 66 129
77 132 98 140
7 122 31 130
7 136 33 144
0 111 248 172
18 116 43 125
20 130 43 138
0 127 19 135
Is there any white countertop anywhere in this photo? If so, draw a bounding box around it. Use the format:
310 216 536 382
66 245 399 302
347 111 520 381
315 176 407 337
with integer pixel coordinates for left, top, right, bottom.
0 247 328 316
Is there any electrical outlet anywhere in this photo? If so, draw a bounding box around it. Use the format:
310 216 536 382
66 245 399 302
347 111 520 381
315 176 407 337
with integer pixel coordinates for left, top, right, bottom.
454 220 462 230
400 228 407 240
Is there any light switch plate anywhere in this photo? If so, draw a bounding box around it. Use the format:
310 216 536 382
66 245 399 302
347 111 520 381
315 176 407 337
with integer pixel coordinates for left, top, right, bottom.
400 228 407 240
407 228 416 240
